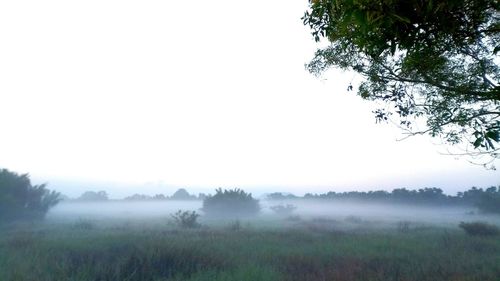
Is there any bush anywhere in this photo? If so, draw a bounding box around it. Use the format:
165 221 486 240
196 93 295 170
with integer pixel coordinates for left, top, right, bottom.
202 188 260 218
171 210 200 228
270 204 297 215
459 221 499 236
0 169 61 222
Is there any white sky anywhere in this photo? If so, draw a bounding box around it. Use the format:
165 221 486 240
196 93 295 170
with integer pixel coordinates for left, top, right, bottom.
0 0 498 197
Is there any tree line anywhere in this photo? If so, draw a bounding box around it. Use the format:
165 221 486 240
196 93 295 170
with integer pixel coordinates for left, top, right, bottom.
268 186 500 213
69 188 205 201
1 167 499 223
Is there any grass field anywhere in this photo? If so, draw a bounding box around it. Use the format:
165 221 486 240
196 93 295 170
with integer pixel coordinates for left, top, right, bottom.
1 214 500 281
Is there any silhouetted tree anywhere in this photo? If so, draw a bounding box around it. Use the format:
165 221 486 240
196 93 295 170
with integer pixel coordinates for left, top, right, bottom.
153 194 167 200
170 188 196 200
303 0 499 159
283 186 500 210
78 190 108 201
267 192 298 200
476 186 500 213
0 168 61 222
202 188 260 217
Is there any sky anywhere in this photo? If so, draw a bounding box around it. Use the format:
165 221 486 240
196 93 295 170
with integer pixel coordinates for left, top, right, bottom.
0 0 498 198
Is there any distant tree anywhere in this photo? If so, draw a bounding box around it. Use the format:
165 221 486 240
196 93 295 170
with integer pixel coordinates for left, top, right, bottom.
124 194 152 201
78 190 108 201
153 194 167 200
415 187 447 203
267 192 298 200
458 186 485 204
0 168 61 222
476 186 500 213
304 193 316 199
202 188 260 217
198 193 207 200
170 188 196 200
303 0 499 160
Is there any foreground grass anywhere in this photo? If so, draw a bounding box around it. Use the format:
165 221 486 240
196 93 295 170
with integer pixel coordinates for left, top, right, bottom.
0 221 499 281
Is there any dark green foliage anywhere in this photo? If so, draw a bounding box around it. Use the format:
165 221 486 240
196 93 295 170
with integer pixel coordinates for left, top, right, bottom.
303 0 499 158
459 221 500 236
171 210 200 228
0 168 61 222
202 188 260 217
270 204 297 215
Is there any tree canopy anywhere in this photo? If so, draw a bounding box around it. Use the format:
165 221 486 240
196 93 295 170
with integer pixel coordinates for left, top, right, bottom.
303 0 499 161
170 188 197 200
77 190 109 201
202 188 260 217
0 169 61 222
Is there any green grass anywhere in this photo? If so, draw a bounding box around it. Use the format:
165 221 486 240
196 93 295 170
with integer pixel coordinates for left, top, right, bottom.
0 220 499 281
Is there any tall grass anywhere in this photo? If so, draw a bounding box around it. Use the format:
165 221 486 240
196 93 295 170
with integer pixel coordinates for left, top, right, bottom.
1 220 499 281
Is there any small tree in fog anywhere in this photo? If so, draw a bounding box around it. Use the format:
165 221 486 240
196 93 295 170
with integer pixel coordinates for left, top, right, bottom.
170 188 196 200
202 188 260 218
0 168 61 222
171 210 200 228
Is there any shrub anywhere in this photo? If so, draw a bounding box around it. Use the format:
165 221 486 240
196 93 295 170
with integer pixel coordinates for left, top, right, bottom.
459 221 499 236
0 168 61 222
171 210 200 228
202 188 260 218
270 204 297 215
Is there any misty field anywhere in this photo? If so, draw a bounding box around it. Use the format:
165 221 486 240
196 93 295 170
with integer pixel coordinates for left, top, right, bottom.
1 201 500 281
